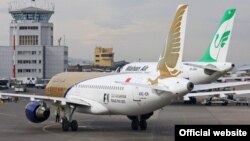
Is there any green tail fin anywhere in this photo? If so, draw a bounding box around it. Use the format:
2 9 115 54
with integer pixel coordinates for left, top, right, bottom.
199 8 236 62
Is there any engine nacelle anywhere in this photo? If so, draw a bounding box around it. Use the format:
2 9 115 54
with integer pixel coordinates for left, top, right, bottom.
25 102 50 123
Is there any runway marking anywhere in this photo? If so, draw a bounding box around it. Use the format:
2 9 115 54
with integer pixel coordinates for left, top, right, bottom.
206 107 223 124
42 120 98 139
42 123 73 138
42 120 95 138
0 112 17 118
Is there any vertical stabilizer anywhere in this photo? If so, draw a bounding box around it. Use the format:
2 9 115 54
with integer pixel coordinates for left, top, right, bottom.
149 4 188 84
199 9 236 62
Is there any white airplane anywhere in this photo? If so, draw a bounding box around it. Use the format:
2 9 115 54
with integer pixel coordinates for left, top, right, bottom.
0 4 194 131
120 8 237 85
0 4 248 132
120 8 250 103
183 8 250 103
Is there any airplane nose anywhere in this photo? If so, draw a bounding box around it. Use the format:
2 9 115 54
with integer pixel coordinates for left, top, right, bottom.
187 82 194 91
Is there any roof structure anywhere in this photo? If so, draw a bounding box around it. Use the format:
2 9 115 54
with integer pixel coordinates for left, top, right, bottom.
9 6 54 14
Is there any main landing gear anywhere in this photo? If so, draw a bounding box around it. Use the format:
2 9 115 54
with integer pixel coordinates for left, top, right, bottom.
61 105 78 132
128 112 153 131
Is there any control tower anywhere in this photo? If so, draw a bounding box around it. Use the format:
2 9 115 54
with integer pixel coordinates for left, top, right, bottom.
0 1 68 82
9 4 55 46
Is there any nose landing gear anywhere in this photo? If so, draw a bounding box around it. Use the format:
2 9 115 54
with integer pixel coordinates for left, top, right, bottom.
61 105 78 132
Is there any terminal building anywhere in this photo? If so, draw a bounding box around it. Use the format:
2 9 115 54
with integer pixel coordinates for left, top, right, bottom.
0 3 68 82
94 47 114 68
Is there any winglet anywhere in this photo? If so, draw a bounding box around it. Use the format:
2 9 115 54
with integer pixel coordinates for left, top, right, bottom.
149 4 188 84
199 8 236 62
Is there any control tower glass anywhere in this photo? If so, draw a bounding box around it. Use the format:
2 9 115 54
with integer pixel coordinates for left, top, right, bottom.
9 7 54 22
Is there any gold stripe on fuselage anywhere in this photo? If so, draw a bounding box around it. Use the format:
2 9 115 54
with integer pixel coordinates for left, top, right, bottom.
45 72 113 97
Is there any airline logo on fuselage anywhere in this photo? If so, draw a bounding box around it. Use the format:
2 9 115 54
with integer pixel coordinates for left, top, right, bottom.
125 65 149 72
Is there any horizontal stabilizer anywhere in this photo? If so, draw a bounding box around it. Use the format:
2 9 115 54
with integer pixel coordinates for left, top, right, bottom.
193 81 250 91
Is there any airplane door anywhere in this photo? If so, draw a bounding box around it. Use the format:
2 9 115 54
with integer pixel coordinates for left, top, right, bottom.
133 86 141 102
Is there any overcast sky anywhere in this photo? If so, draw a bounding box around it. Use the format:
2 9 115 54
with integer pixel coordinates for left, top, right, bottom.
0 0 249 64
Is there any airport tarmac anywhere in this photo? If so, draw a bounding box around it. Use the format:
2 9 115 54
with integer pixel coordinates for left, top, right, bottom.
1 96 250 141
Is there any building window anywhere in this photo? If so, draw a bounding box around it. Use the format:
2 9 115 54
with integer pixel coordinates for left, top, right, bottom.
17 69 37 73
51 36 53 45
19 35 38 45
16 51 40 55
32 60 37 64
96 60 99 62
39 60 42 64
23 60 30 64
17 60 38 64
19 26 27 30
19 26 38 30
64 60 68 64
101 54 113 57
27 14 33 20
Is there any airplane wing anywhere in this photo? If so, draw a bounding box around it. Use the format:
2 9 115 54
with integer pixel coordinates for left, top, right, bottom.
186 90 250 98
193 81 250 91
0 92 90 106
218 76 250 82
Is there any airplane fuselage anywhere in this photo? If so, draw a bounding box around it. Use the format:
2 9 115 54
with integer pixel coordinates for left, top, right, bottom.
46 72 191 115
120 62 233 84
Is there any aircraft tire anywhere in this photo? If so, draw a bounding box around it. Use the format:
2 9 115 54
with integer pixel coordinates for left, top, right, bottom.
62 117 70 131
71 120 78 131
224 101 228 106
131 119 139 130
206 102 211 106
139 120 147 130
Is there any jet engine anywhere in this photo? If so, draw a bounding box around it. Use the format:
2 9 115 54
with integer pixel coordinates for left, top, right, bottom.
25 101 50 123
